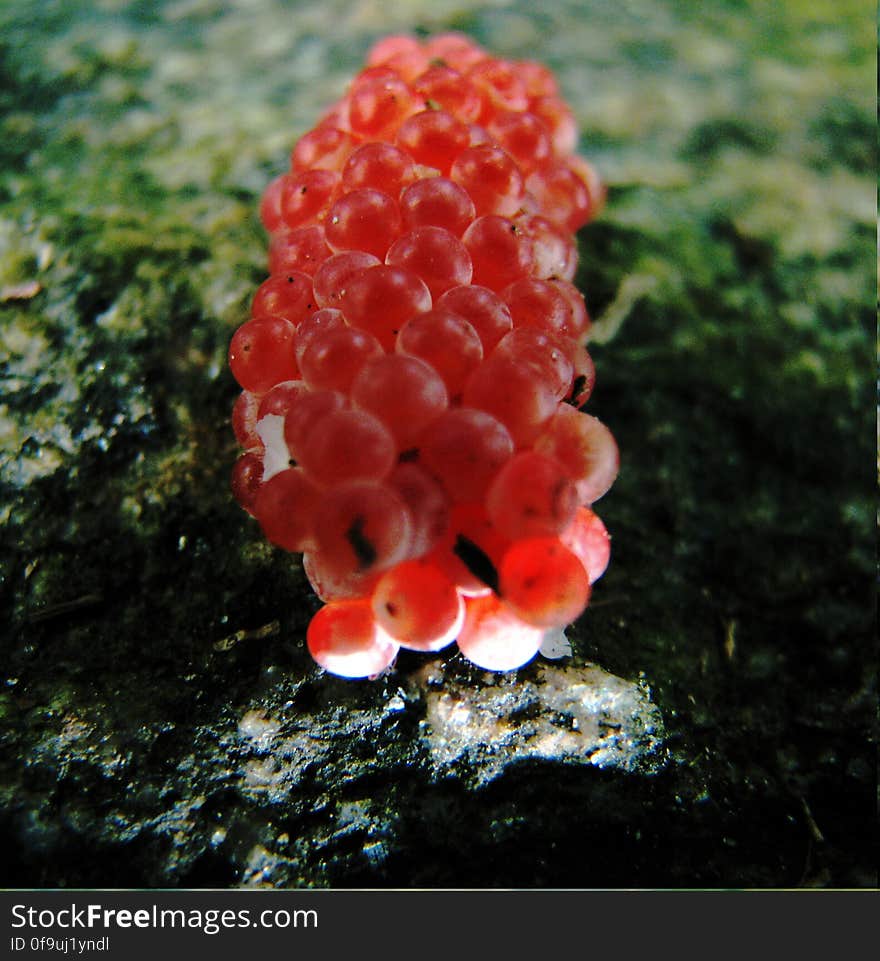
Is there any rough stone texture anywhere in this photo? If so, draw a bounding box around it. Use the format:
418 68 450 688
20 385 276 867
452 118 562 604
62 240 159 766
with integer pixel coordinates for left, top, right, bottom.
0 0 875 888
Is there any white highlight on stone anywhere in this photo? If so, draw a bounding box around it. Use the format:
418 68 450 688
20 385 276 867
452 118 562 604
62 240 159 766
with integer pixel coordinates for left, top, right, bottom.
540 626 573 660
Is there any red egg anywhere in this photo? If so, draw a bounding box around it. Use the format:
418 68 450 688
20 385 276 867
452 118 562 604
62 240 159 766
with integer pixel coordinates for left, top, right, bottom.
230 34 616 676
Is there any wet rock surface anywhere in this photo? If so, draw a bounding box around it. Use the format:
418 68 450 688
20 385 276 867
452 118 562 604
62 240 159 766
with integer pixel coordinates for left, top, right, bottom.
1 0 875 887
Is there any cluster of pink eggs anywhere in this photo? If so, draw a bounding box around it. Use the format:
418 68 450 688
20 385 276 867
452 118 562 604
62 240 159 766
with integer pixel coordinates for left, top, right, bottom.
229 33 618 677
